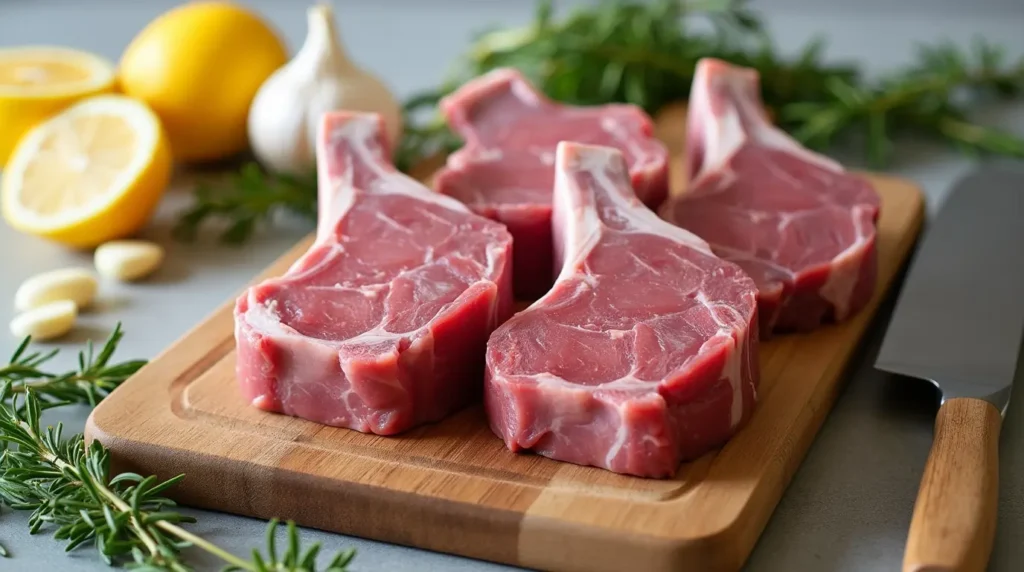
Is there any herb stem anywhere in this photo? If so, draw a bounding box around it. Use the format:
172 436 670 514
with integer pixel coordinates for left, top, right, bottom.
10 411 255 571
869 62 1024 112
157 520 255 571
17 420 161 564
1 333 355 571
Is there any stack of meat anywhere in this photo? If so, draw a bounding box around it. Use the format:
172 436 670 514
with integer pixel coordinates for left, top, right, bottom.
233 58 881 479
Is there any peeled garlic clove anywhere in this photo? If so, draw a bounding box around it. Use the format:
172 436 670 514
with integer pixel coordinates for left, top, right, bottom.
10 299 77 341
94 240 165 281
15 268 98 311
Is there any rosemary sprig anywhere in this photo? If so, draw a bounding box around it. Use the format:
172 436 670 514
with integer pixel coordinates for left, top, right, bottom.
172 162 319 245
177 0 1024 242
397 0 1024 169
0 383 356 570
0 323 147 409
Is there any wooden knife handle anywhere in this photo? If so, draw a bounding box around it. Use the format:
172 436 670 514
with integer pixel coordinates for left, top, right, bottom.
903 396 1001 572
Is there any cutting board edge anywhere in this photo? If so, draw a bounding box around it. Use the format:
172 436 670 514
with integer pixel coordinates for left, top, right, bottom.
85 402 732 572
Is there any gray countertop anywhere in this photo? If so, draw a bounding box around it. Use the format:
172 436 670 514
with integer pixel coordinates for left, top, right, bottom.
1 1 1024 570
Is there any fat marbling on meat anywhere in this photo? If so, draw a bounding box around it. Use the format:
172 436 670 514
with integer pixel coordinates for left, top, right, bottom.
485 141 760 478
660 58 882 337
434 67 670 299
234 111 513 435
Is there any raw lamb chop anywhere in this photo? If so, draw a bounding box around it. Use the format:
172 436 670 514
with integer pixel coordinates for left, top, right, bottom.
434 67 670 299
234 111 514 435
485 141 760 478
660 58 882 337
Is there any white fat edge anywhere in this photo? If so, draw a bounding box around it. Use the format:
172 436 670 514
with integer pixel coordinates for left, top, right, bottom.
315 190 357 247
604 405 629 469
687 63 743 188
242 294 301 340
509 76 545 108
315 117 372 244
525 370 660 393
448 147 503 168
241 288 371 362
478 148 504 162
320 115 475 222
818 204 876 320
694 291 748 429
569 142 717 257
282 241 348 281
403 332 436 390
484 242 508 326
690 62 845 191
550 144 603 287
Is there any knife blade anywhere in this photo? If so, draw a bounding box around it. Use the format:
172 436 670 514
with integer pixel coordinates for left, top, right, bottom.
875 164 1024 572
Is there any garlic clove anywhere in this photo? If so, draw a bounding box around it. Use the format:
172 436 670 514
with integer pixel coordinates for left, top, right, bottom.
94 239 165 281
14 267 98 312
247 2 404 176
10 300 77 341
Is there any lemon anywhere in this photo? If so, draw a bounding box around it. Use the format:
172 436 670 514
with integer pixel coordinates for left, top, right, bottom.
1 94 172 249
0 46 116 168
118 1 289 163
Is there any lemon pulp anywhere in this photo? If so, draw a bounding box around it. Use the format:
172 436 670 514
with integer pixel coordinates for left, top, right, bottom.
1 95 172 248
0 46 116 166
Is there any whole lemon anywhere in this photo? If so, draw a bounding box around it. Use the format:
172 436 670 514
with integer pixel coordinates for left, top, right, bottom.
118 1 289 163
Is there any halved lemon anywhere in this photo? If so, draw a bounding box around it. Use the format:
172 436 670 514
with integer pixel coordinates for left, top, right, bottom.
0 46 117 167
1 94 172 249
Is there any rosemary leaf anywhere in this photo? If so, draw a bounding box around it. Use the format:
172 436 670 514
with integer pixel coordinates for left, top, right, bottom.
172 162 318 244
0 382 356 571
0 323 146 409
0 332 357 571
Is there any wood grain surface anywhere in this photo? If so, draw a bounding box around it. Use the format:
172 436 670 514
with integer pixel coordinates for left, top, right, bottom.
85 103 926 572
903 397 1002 572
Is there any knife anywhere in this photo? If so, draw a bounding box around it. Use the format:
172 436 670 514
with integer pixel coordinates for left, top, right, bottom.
875 165 1024 572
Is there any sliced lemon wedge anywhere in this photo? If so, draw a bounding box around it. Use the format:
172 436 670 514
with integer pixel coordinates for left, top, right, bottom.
0 46 117 166
1 94 172 249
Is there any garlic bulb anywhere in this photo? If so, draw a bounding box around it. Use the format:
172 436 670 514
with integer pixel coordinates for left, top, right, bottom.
247 2 403 175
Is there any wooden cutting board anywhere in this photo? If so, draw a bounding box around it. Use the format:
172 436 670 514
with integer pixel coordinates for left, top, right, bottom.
86 103 925 572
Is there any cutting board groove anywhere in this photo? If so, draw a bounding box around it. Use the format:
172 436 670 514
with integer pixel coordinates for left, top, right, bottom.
86 104 925 572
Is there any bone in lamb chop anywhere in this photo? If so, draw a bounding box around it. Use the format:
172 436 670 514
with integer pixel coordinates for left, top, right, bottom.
660 58 882 337
434 67 670 300
234 111 513 435
485 140 760 478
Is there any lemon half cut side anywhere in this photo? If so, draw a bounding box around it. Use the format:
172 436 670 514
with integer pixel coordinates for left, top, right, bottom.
1 94 172 249
0 46 117 166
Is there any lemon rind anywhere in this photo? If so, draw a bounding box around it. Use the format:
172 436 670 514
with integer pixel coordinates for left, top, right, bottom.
0 45 116 98
1 94 162 233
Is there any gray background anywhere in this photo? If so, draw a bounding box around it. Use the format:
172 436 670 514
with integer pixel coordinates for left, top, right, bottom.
1 0 1024 570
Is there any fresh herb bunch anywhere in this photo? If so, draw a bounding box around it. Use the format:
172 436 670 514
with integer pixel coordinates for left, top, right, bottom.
0 323 146 409
396 0 1024 170
0 333 357 570
172 162 319 244
176 0 1024 242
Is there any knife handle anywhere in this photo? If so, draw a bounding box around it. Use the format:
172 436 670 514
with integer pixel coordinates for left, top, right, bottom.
903 397 1001 572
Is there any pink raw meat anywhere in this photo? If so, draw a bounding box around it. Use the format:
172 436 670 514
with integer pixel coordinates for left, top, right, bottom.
434 67 670 299
485 141 760 478
234 112 514 435
660 58 882 337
